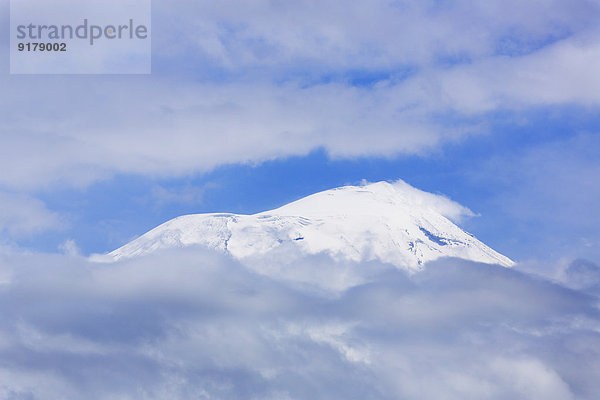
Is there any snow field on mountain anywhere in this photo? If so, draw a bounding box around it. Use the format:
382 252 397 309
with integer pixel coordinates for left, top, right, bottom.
100 181 513 270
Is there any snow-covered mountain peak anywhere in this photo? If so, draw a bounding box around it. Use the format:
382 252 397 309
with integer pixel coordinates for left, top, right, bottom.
94 181 514 270
270 181 474 222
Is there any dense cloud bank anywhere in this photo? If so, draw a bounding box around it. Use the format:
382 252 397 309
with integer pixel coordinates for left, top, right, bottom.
0 249 599 399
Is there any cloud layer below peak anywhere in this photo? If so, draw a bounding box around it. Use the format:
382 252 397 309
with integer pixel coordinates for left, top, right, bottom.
0 249 599 399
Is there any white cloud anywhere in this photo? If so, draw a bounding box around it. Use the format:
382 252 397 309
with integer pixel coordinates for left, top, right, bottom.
59 239 80 256
0 191 63 237
0 249 599 399
389 179 476 222
1 0 599 191
152 0 598 72
435 34 600 113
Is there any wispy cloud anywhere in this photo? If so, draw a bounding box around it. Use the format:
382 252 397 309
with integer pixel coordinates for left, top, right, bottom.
389 179 477 223
152 0 598 74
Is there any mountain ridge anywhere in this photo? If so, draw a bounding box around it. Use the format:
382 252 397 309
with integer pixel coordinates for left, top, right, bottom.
92 181 514 270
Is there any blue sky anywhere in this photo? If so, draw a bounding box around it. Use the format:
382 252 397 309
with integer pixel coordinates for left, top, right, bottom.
1 0 599 264
14 105 600 264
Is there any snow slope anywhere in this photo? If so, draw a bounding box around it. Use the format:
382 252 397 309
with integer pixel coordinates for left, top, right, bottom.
95 181 514 270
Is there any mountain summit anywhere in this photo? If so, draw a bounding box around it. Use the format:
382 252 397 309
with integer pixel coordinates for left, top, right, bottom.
96 181 513 270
